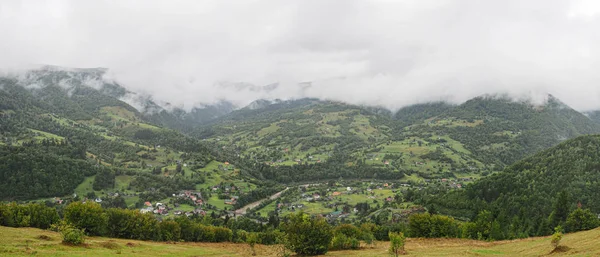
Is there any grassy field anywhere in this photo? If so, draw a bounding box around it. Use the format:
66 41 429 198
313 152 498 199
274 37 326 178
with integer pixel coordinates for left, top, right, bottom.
2 226 600 256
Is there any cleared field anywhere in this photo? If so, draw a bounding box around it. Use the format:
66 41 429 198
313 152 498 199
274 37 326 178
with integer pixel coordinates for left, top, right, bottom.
1 226 600 256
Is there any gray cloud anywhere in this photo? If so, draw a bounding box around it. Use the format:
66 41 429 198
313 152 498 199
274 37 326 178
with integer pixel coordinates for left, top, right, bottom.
1 0 600 111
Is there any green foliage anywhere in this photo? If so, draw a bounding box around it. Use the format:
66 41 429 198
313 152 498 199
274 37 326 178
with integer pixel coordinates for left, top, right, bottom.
159 220 181 242
550 226 563 249
566 208 599 233
64 202 108 236
0 202 59 229
282 212 333 256
330 234 360 250
60 223 86 245
408 213 461 238
0 144 100 200
334 224 362 239
452 135 600 238
388 231 406 256
92 169 115 190
330 224 363 250
247 232 259 256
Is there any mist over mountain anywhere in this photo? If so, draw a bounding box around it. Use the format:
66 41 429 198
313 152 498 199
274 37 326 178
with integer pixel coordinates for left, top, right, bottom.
3 1 600 111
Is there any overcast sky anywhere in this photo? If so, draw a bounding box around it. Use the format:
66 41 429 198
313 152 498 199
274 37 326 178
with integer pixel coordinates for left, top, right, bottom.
1 0 600 110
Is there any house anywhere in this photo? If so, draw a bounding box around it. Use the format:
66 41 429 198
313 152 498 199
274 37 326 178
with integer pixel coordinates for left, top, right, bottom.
144 201 152 207
386 197 394 202
313 193 321 200
457 184 462 189
297 204 304 208
94 198 103 203
174 211 183 215
332 192 341 196
225 199 235 205
384 161 390 165
156 202 164 207
346 187 352 191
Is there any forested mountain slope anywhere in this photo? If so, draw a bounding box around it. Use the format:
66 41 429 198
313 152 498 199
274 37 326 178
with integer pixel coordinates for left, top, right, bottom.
428 134 600 238
0 68 232 211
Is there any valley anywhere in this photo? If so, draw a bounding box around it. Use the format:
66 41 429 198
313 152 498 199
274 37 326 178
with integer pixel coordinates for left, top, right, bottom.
2 67 600 256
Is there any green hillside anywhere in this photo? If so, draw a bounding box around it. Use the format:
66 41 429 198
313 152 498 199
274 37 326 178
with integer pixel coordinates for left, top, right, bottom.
3 67 600 231
425 134 600 238
0 68 253 216
195 95 600 185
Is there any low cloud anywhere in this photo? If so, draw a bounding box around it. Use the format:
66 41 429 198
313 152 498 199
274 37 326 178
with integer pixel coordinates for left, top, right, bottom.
1 0 600 111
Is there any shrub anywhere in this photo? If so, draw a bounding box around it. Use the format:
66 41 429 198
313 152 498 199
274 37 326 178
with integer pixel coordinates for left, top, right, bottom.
282 212 333 256
159 220 181 242
388 232 406 256
64 202 107 236
247 232 259 256
550 226 563 250
334 224 362 239
258 229 279 245
566 208 599 232
213 227 233 242
330 234 360 250
58 223 86 245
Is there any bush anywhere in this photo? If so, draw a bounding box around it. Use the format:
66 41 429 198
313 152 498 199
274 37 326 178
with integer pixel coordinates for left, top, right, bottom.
159 220 181 242
258 229 280 245
551 226 563 250
388 232 406 256
409 213 460 238
330 234 360 250
213 227 233 242
247 232 259 256
334 224 362 239
64 202 107 236
57 223 86 245
282 212 333 256
566 208 599 232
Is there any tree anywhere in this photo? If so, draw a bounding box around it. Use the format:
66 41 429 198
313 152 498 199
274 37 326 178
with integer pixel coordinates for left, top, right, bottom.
388 231 406 256
550 226 563 250
64 202 108 236
247 232 259 256
566 208 599 232
282 211 333 256
551 191 570 228
159 220 181 241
